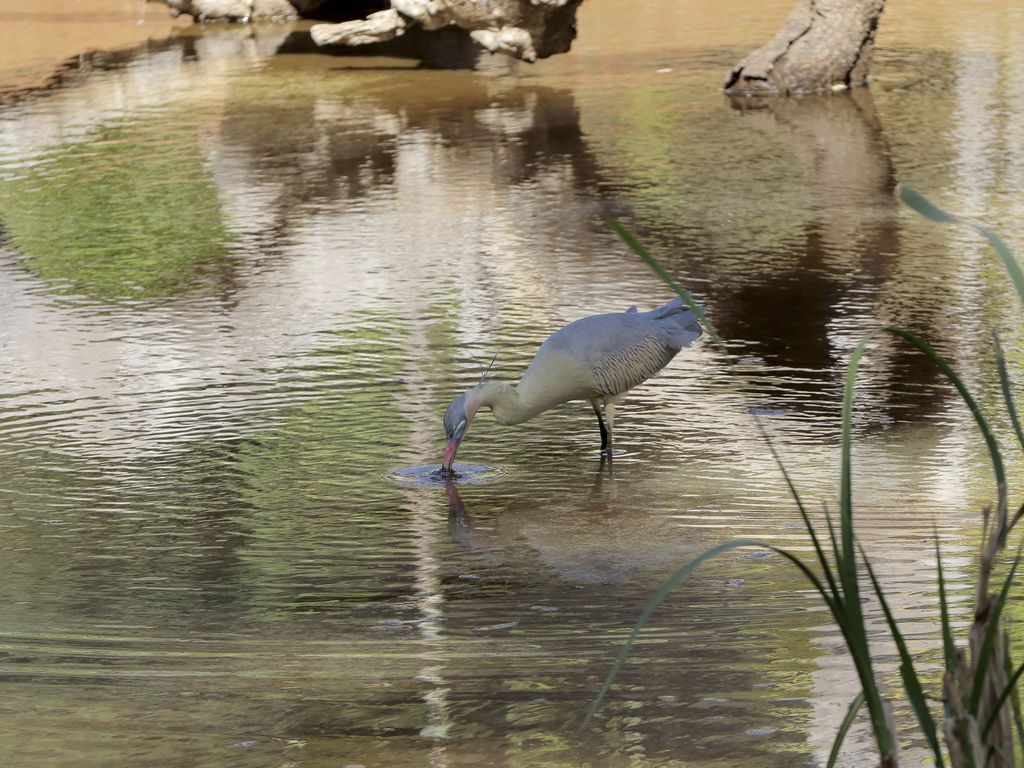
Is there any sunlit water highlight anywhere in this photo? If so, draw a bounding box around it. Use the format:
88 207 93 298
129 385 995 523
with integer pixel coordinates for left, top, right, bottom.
0 1 1023 767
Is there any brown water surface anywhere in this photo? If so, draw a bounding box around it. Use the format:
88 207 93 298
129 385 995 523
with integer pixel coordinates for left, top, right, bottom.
1 2 1023 767
0 1 186 93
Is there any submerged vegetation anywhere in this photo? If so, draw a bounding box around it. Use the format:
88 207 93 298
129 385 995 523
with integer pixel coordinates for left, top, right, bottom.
588 187 1024 768
0 117 229 300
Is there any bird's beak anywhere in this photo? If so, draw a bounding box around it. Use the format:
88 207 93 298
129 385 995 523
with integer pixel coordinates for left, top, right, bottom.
442 439 461 473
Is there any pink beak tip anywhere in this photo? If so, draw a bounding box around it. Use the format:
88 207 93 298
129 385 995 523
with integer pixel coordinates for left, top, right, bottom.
442 439 461 472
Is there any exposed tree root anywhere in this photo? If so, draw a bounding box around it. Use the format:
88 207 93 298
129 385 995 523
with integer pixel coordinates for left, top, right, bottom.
724 0 886 97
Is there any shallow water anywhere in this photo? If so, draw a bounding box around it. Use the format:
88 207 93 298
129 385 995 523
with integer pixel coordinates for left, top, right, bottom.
1 1 1023 766
390 465 499 485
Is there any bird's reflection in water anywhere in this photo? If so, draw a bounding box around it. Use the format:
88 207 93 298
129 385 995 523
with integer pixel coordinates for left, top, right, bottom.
443 458 708 585
446 458 612 552
445 480 479 553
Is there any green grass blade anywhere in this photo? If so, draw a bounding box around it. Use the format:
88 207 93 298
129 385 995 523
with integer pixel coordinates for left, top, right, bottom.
583 539 835 727
994 334 1024 456
982 658 1024 739
755 417 842 603
831 333 902 760
823 502 842 576
607 220 905 757
584 539 758 727
935 535 957 673
970 552 1022 715
612 216 844 602
827 692 865 768
897 184 1024 306
862 547 944 766
608 218 724 348
843 326 1007 550
884 327 1008 546
839 335 876 638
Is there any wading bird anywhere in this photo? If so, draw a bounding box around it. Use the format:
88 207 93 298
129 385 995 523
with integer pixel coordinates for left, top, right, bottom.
441 297 702 471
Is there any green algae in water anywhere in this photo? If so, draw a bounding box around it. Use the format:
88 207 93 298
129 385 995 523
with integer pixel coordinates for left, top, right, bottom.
0 116 231 301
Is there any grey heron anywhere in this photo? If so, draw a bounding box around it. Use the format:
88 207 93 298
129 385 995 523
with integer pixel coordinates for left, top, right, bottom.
441 296 702 471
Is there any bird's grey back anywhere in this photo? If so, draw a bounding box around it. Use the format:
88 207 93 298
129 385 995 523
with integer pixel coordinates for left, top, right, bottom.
526 298 702 398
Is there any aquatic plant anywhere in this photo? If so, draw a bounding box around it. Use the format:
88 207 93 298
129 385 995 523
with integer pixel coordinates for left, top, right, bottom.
0 117 230 301
586 186 1024 768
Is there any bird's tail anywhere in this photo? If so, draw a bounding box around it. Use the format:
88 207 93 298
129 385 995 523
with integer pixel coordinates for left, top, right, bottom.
651 295 692 318
650 296 703 347
651 296 684 317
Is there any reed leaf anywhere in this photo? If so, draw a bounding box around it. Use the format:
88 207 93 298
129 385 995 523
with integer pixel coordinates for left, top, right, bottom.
805 289 944 767
828 692 866 768
616 214 841 602
756 417 842 604
608 218 725 348
897 185 1024 306
862 547 944 765
936 536 957 674
583 539 836 728
1004 644 1024 758
987 743 1015 768
823 502 842 577
983 658 1024 740
883 328 1007 545
839 336 875 670
994 334 1024 456
970 552 1022 715
613 219 894 758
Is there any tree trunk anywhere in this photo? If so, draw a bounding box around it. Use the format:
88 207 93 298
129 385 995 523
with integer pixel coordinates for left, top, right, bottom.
724 0 886 97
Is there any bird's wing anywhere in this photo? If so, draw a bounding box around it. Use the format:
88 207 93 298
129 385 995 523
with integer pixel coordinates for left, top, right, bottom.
520 304 703 402
588 332 677 396
540 311 695 397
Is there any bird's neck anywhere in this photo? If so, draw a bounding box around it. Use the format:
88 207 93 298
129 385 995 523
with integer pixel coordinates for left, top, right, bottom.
472 380 541 426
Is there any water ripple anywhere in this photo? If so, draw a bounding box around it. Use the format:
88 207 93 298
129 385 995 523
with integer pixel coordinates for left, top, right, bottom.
0 5 1023 767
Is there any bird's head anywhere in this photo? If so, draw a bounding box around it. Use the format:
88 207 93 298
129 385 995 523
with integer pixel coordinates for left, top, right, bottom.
441 387 480 473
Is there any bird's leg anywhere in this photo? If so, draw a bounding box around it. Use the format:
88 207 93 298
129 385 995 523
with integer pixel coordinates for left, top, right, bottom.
604 401 617 456
590 399 609 453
